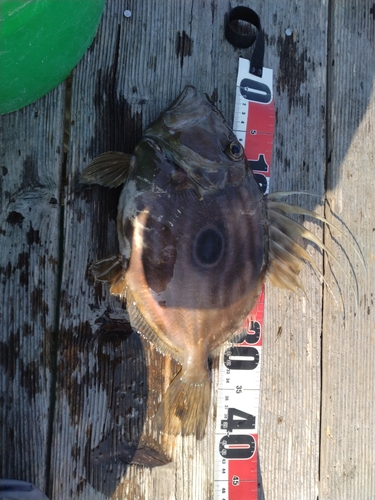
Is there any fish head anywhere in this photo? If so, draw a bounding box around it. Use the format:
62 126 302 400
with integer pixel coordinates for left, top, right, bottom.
142 86 249 197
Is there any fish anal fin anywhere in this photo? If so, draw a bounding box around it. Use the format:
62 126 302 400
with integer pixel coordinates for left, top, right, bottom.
81 151 134 188
126 289 182 362
153 368 211 440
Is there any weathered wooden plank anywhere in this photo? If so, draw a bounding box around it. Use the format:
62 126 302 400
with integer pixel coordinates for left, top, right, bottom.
320 1 375 498
49 6 142 498
258 3 328 500
0 85 65 492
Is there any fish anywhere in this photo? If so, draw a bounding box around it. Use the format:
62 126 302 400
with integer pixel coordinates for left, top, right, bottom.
81 85 351 440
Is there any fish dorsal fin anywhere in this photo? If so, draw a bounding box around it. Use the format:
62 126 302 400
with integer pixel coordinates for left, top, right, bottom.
90 254 127 295
81 151 134 188
265 196 358 306
265 200 323 294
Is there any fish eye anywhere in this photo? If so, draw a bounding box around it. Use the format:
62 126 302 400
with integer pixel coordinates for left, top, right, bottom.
225 140 244 161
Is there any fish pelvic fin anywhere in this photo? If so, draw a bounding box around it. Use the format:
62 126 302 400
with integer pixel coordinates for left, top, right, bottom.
153 368 211 440
81 151 134 188
90 254 127 295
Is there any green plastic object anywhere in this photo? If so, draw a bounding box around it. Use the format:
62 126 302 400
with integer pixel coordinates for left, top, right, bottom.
0 0 106 115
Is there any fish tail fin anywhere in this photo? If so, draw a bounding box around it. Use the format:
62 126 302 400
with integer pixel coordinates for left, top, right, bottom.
154 368 211 440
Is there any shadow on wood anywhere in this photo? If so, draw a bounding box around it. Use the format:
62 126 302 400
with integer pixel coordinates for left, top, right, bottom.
74 324 147 497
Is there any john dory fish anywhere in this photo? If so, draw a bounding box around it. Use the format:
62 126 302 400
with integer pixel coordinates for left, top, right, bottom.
82 86 335 439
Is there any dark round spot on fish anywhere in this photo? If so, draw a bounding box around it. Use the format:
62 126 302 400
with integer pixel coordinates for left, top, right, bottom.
194 227 224 266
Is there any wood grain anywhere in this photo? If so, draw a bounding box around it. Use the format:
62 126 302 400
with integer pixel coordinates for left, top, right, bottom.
258 3 327 499
0 86 65 491
320 1 375 498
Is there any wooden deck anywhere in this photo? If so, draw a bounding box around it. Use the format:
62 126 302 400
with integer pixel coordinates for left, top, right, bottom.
1 1 374 499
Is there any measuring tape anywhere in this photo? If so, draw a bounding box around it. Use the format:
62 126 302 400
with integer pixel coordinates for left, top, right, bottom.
213 20 275 498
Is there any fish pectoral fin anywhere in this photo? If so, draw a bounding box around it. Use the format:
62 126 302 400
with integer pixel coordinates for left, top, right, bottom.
80 152 134 188
153 368 211 440
90 254 127 294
